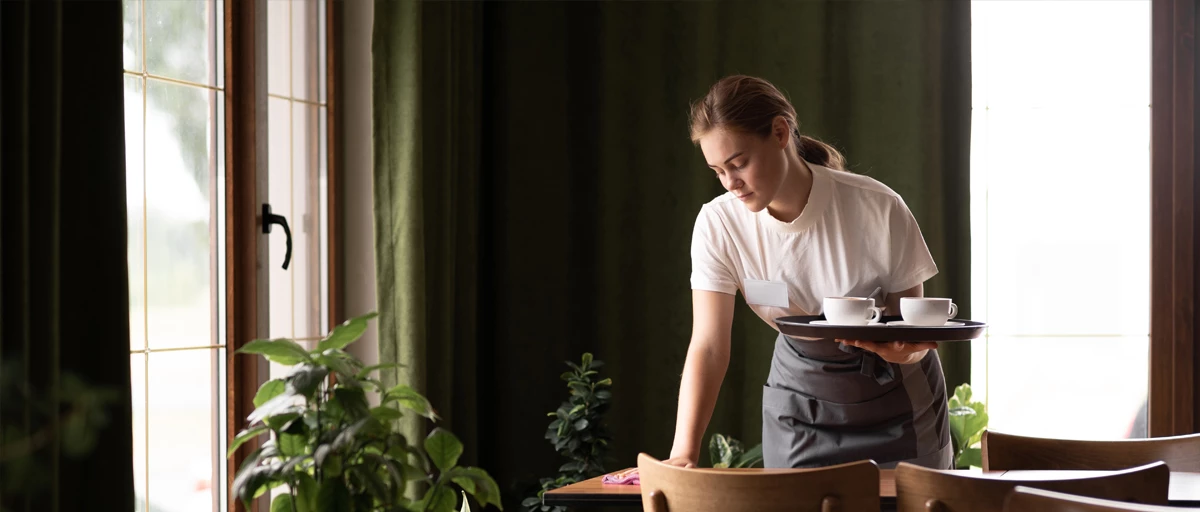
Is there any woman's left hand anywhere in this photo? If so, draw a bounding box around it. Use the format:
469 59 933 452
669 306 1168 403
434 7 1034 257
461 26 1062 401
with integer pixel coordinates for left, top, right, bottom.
838 340 938 365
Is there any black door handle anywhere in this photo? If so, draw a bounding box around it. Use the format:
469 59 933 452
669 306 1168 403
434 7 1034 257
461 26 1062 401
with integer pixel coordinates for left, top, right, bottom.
262 203 292 270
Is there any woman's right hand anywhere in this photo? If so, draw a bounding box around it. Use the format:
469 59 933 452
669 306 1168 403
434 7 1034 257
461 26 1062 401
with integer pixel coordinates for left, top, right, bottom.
662 455 698 468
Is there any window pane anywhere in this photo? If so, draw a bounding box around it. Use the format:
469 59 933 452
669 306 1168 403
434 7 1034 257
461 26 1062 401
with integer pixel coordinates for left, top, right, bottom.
126 75 146 351
319 106 328 334
145 80 216 349
983 336 1148 439
147 349 218 511
293 102 320 339
268 0 289 96
982 106 1150 336
145 0 218 86
122 0 141 72
973 1 1150 109
131 353 147 512
268 97 294 339
292 0 319 102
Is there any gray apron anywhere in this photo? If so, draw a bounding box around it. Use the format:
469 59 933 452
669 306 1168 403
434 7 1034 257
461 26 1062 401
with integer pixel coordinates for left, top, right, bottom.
761 333 953 469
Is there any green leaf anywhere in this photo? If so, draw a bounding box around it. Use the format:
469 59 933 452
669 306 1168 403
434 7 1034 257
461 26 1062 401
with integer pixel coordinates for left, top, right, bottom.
594 378 612 387
232 464 275 506
333 387 371 420
356 362 405 379
316 478 353 512
248 393 303 426
228 425 270 457
271 494 294 512
295 472 319 512
731 443 763 468
572 418 589 431
425 428 464 471
264 412 303 433
239 339 312 366
289 365 331 398
254 379 288 407
279 432 308 458
424 485 457 512
957 446 983 469
371 406 403 422
317 312 379 352
581 353 593 369
594 390 612 400
386 384 439 420
316 352 359 380
462 467 503 510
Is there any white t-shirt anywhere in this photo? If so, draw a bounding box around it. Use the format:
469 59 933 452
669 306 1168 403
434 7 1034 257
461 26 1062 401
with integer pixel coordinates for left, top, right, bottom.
689 162 938 331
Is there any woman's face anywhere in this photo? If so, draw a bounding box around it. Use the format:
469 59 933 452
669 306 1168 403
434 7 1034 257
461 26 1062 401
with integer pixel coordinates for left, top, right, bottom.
698 121 789 213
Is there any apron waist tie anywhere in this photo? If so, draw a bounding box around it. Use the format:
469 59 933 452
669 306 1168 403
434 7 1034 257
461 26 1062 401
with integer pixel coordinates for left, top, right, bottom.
838 342 897 385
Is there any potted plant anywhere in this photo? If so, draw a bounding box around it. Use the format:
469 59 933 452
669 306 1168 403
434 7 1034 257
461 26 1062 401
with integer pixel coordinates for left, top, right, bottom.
522 353 612 512
948 383 988 469
227 312 502 511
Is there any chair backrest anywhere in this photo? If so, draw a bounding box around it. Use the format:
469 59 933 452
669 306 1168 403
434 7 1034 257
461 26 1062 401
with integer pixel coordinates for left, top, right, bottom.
1005 486 1200 512
636 453 880 512
894 461 1170 512
982 430 1200 471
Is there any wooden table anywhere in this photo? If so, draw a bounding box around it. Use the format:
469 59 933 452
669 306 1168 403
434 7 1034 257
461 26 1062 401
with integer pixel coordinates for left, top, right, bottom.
543 468 1200 509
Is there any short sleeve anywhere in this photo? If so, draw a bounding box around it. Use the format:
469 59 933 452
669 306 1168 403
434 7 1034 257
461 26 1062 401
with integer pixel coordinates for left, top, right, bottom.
689 205 739 295
887 195 939 293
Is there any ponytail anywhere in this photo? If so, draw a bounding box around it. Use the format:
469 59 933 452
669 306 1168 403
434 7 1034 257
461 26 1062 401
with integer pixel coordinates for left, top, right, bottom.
796 135 847 171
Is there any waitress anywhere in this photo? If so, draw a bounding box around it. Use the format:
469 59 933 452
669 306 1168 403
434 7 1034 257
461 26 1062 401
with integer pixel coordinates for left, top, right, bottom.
666 75 952 470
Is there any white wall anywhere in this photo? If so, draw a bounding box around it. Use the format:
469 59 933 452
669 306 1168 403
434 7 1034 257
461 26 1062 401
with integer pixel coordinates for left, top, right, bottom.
342 0 378 368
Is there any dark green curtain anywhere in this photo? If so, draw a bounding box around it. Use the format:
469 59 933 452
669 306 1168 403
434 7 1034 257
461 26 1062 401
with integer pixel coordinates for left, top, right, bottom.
0 1 135 511
374 1 969 508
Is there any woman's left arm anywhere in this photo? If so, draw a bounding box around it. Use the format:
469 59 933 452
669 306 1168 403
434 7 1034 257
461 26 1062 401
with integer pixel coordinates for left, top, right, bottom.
840 283 937 364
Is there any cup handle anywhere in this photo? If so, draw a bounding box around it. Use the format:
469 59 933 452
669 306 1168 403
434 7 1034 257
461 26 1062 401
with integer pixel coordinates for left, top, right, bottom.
867 307 883 324
948 303 958 319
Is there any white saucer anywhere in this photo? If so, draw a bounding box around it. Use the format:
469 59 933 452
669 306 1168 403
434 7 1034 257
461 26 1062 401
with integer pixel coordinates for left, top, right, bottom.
810 320 885 327
886 321 965 327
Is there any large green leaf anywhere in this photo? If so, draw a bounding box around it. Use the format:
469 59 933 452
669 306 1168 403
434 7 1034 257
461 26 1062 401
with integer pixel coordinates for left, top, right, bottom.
316 478 353 512
425 428 463 471
279 432 308 458
386 384 439 420
289 365 331 398
423 485 457 512
316 352 359 381
239 339 312 366
232 464 276 506
371 406 403 422
254 379 288 407
270 494 294 512
731 443 764 468
317 312 379 352
460 467 503 510
332 387 371 421
295 472 319 512
227 425 270 457
248 393 303 426
957 447 983 469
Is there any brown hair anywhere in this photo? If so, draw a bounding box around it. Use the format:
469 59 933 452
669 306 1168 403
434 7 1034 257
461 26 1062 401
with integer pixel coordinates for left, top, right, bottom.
689 75 846 171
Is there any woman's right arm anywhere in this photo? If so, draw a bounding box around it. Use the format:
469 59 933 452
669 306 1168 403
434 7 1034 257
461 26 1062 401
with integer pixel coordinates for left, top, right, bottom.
665 289 736 467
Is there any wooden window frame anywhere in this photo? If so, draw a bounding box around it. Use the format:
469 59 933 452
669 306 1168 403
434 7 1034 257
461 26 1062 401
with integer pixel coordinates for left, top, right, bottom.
224 0 342 510
1150 0 1197 437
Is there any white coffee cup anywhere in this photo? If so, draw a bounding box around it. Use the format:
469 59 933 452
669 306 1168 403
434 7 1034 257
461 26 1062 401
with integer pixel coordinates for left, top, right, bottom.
823 297 883 326
900 297 958 326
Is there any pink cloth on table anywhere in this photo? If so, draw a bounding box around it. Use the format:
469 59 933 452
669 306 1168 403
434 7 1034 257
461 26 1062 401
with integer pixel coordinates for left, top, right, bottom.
601 468 640 485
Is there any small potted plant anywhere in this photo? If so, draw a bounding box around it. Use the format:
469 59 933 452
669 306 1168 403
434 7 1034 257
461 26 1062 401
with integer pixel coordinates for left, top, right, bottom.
227 312 502 511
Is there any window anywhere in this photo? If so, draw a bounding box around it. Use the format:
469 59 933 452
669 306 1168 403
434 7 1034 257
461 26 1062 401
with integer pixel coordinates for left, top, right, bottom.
123 1 334 510
970 1 1151 440
123 0 227 509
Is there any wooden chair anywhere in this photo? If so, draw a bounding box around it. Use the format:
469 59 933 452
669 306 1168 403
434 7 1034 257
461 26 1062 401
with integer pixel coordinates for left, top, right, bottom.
1005 486 1200 512
982 430 1200 471
894 460 1170 512
636 453 880 512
